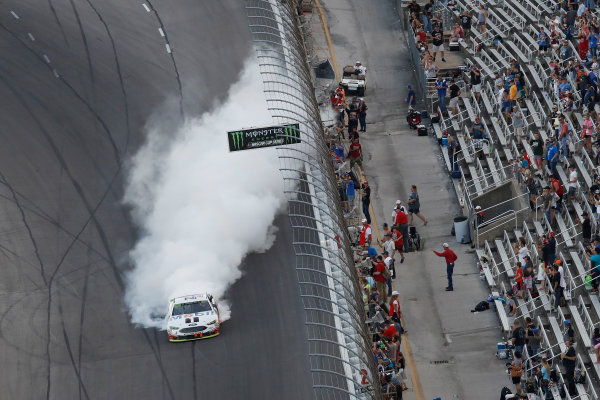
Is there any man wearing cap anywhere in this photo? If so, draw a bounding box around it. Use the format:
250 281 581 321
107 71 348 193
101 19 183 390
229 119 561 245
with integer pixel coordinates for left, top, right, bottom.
563 319 575 343
406 84 416 109
561 339 577 395
391 200 407 221
553 259 567 309
511 319 526 355
566 164 578 203
383 233 396 265
358 98 368 132
475 205 484 227
432 243 458 291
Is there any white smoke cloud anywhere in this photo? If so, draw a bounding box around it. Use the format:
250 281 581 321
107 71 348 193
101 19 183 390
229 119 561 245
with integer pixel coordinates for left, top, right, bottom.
123 59 286 328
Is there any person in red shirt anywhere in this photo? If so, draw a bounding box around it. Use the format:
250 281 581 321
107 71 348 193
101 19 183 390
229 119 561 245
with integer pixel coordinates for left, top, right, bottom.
372 256 388 303
349 137 362 168
391 226 405 263
359 219 372 246
394 208 409 254
515 262 524 298
432 243 458 291
381 320 400 340
551 177 564 203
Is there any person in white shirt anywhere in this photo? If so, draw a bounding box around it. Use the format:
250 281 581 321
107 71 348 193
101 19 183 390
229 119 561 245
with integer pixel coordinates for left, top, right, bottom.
497 83 505 105
566 164 578 202
383 233 396 261
355 61 366 75
384 250 395 279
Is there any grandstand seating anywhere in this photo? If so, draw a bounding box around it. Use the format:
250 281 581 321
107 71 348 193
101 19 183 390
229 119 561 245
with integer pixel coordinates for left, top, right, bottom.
415 0 600 397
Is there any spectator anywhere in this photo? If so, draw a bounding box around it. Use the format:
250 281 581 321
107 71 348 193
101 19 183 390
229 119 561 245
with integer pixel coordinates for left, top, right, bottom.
584 85 597 112
566 164 579 203
592 327 600 363
546 138 559 179
470 66 482 103
563 319 574 344
525 317 540 361
450 22 463 43
553 260 567 309
383 233 395 263
389 290 401 324
540 357 552 399
354 60 366 75
561 339 577 395
391 226 405 263
344 173 355 214
578 212 592 246
372 255 388 303
447 135 460 171
459 10 471 40
435 76 448 113
358 98 368 132
432 243 458 291
508 351 524 395
448 79 461 116
583 113 595 153
474 205 484 227
394 205 409 253
538 27 550 56
349 137 363 168
559 40 573 60
509 79 519 106
515 261 524 298
431 25 446 62
406 84 416 109
505 290 516 321
359 218 372 247
558 115 571 158
362 180 371 224
470 116 487 157
392 200 407 220
407 185 427 226
383 251 394 295
511 320 526 355
476 4 487 38
579 32 589 59
589 247 600 292
530 131 545 170
511 106 525 145
590 30 600 58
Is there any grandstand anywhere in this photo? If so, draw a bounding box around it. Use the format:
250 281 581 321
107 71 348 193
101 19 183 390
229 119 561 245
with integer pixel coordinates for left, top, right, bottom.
407 0 600 397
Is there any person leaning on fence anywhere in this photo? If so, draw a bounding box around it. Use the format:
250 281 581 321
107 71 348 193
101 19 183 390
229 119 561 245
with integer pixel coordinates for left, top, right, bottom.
348 137 363 168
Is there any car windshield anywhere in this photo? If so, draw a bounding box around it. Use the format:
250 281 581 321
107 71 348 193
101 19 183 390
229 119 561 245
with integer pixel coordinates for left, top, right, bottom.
172 300 212 316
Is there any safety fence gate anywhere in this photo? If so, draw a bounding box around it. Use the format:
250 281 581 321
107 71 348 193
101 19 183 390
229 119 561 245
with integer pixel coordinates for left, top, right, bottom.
247 0 381 399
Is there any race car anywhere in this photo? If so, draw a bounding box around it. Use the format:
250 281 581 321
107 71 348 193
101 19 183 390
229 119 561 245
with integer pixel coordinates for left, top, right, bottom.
166 294 221 342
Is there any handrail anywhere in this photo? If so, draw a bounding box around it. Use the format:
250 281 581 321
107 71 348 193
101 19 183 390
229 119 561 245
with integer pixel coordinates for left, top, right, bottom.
475 209 517 248
453 138 491 165
463 163 519 192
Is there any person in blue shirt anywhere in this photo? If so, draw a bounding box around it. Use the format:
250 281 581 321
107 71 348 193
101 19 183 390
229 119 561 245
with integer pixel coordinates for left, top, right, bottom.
538 27 550 56
546 139 559 179
344 173 355 214
584 85 596 109
406 84 416 109
590 32 599 58
435 77 448 113
590 248 600 292
559 40 573 60
333 142 345 160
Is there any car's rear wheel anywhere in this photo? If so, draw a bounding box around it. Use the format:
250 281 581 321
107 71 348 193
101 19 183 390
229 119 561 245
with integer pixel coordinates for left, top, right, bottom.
357 86 365 96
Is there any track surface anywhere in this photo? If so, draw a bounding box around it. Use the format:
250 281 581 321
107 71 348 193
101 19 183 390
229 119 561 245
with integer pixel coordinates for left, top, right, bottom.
0 1 312 399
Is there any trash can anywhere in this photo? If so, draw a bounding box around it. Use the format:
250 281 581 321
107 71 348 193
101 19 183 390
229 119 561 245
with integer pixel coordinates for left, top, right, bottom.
453 216 471 244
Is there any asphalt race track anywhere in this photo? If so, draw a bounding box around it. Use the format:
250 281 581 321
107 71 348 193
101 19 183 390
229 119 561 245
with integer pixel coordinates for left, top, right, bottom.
0 1 312 398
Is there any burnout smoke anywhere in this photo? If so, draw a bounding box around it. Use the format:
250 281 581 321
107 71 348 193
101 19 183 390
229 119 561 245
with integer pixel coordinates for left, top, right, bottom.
124 60 286 328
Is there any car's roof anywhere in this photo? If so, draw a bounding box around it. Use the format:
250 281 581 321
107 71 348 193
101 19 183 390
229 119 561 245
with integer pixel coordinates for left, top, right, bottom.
171 294 209 304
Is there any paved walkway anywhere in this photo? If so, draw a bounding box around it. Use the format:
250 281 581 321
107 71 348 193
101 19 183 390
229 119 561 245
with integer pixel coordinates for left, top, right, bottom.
316 0 513 398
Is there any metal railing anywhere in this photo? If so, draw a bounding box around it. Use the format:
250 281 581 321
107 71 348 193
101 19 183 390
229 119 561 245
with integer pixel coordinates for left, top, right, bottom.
247 1 380 399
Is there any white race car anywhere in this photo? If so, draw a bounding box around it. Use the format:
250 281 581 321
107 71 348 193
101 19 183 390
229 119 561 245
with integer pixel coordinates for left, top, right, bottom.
166 294 221 342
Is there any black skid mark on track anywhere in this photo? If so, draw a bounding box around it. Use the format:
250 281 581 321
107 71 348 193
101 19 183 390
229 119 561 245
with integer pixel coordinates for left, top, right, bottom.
0 22 121 166
57 290 91 400
148 329 176 400
46 0 69 46
144 0 184 117
68 0 94 83
84 0 132 153
0 171 48 285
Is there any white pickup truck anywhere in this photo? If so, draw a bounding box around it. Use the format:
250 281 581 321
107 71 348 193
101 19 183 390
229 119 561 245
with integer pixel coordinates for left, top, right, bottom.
341 63 366 96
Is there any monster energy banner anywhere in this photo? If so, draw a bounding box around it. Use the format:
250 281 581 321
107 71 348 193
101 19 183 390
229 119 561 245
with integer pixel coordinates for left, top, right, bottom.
228 123 301 152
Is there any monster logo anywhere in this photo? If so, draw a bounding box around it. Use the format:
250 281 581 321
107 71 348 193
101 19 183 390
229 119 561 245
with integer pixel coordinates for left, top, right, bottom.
230 131 245 150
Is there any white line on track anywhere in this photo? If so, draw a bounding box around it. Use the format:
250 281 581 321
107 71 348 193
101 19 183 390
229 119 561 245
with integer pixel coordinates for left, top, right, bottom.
53 69 59 78
10 11 19 19
43 54 51 64
28 33 35 41
158 27 165 37
165 43 171 53
142 3 151 12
